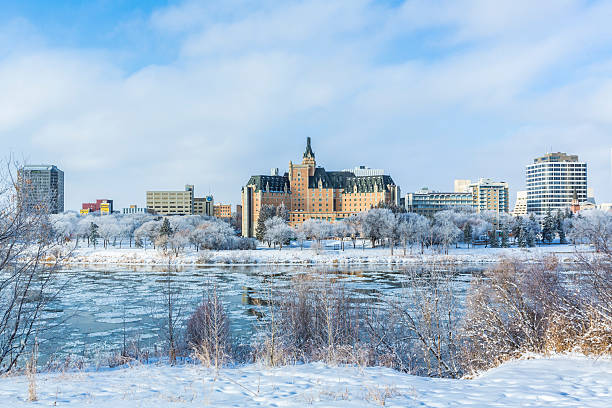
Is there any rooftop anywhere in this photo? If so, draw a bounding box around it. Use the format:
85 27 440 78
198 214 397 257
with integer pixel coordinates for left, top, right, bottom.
533 152 580 163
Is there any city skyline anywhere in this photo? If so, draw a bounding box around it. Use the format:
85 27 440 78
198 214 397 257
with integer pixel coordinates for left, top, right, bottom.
2 1 612 210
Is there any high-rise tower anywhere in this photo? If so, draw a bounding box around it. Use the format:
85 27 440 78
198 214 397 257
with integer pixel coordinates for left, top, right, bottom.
526 152 587 217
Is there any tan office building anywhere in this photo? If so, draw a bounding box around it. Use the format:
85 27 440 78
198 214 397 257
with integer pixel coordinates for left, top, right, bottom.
194 196 214 216
146 185 194 215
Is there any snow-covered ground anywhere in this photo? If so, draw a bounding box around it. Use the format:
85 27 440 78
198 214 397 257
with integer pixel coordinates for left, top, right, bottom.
1 356 609 407
65 241 587 266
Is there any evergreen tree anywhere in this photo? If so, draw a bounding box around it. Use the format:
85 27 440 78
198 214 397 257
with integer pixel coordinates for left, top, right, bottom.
511 216 522 244
517 223 527 247
556 210 567 244
501 227 509 248
526 213 540 247
488 230 499 248
89 222 100 248
463 223 473 248
159 218 173 237
541 210 554 244
255 205 276 243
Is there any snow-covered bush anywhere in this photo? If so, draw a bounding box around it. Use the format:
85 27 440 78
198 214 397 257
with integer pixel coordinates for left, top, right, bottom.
460 256 612 374
186 290 230 369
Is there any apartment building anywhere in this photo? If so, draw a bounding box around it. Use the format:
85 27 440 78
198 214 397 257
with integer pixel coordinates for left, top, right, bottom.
468 178 509 214
241 138 400 237
19 164 64 214
405 188 473 217
526 152 587 217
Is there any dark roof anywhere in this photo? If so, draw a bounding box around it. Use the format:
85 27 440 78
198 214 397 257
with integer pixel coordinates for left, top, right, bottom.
245 167 397 194
308 168 396 193
246 175 290 193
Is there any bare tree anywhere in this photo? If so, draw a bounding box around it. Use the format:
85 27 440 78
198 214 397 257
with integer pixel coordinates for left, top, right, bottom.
0 160 68 373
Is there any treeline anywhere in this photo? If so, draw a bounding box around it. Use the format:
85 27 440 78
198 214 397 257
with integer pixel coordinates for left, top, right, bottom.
48 206 612 254
49 213 255 252
256 204 612 253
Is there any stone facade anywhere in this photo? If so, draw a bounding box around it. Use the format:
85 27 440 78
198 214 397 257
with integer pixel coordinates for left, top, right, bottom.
241 138 400 237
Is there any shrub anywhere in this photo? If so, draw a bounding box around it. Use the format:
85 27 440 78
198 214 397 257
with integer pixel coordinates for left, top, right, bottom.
186 290 230 370
460 256 612 374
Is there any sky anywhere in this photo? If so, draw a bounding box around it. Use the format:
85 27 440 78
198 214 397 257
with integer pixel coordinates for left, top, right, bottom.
1 0 612 211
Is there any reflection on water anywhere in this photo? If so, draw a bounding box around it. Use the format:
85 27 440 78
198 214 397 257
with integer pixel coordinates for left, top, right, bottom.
36 264 483 365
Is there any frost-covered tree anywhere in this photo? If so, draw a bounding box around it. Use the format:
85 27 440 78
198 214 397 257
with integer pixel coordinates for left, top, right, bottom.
433 211 462 254
276 203 290 222
344 215 362 249
294 226 307 250
98 222 120 249
302 218 332 253
50 213 75 244
361 208 396 248
332 220 353 251
134 220 161 249
264 216 294 250
568 210 612 252
168 230 190 256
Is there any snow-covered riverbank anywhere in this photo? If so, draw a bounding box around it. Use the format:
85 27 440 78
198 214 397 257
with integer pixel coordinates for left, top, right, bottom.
1 355 609 407
64 241 587 266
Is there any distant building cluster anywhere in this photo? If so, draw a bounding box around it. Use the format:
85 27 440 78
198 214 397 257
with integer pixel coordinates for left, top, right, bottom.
81 199 113 215
18 141 611 227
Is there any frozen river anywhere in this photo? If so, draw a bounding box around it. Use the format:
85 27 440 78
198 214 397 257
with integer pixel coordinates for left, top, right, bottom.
36 264 482 366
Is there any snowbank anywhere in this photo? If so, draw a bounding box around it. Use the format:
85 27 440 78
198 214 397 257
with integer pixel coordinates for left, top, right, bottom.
64 242 586 266
0 356 609 407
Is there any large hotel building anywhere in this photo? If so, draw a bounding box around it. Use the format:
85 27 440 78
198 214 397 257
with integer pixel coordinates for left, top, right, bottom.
241 138 400 237
526 152 587 217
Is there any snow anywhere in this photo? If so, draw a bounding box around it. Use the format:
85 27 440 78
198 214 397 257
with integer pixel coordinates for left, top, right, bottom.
0 356 609 407
64 241 588 266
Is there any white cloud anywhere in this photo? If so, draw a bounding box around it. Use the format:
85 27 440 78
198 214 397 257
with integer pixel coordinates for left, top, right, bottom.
1 0 612 210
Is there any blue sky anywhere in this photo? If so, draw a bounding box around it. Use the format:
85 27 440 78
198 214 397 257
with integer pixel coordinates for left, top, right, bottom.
1 0 611 210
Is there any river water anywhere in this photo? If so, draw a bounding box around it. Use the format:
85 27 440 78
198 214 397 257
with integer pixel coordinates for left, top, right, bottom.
36 264 483 366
